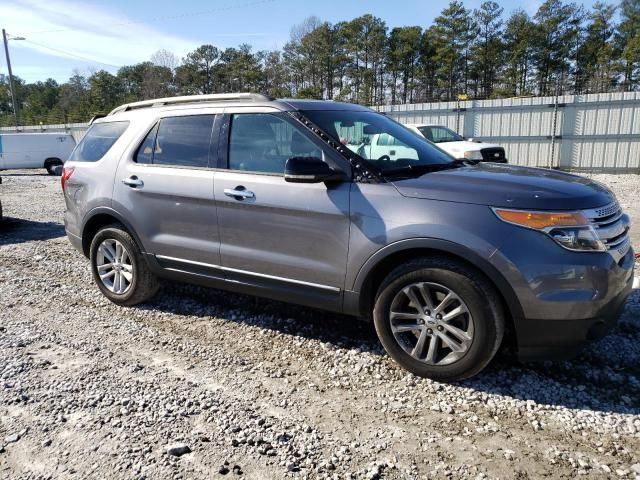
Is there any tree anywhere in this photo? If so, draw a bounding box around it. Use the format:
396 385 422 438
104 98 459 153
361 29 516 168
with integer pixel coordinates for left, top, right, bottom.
261 50 291 97
431 1 476 100
217 44 263 92
532 0 582 96
472 1 504 98
58 72 90 123
176 45 221 94
151 49 178 71
88 70 124 112
577 2 618 93
387 26 422 103
502 10 535 96
617 0 640 90
336 15 387 104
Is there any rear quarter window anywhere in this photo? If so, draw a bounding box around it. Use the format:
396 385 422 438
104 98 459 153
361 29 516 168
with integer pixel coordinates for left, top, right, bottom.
69 121 129 162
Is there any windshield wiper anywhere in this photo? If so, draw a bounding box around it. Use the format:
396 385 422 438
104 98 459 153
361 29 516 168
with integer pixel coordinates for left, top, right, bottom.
382 159 475 177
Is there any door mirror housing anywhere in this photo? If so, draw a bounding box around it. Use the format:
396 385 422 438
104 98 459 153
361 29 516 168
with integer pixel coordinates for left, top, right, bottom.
284 157 345 184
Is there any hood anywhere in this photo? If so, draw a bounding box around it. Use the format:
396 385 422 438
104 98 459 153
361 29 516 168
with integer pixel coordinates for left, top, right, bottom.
392 163 614 210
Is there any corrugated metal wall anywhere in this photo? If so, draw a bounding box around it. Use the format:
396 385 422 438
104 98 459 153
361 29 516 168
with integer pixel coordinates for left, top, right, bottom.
2 92 639 172
375 92 640 173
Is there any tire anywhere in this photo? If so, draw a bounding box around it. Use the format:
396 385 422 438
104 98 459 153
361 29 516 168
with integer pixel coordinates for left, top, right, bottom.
373 257 504 382
89 224 159 306
45 158 63 175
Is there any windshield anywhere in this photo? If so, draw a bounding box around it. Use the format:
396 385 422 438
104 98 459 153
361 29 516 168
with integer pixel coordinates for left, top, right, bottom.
417 125 464 143
302 110 453 173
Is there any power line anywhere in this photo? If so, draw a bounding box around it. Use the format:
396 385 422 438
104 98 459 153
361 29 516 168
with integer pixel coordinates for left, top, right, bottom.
20 40 121 69
21 0 277 36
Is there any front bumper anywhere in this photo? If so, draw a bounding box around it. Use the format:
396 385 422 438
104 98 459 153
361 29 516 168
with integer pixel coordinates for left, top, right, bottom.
491 226 635 361
515 267 633 360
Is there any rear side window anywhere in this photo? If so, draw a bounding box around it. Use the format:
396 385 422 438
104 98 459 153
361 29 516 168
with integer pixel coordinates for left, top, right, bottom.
69 121 129 162
135 115 215 168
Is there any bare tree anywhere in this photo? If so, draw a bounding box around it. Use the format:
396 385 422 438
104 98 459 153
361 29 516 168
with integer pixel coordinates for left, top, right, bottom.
151 49 178 71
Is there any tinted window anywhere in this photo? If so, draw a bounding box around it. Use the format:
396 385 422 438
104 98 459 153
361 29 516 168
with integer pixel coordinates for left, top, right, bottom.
228 113 322 174
69 121 129 162
152 115 214 168
135 123 159 164
418 126 463 143
304 110 452 173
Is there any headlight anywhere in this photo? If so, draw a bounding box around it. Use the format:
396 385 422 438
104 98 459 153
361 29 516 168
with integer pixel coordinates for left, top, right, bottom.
463 150 483 160
493 208 605 252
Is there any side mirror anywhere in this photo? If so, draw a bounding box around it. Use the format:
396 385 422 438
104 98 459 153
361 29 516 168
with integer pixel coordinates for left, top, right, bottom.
284 157 345 184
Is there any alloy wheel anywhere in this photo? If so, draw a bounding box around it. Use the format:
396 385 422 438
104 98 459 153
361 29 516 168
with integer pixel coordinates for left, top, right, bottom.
95 239 133 295
389 282 474 366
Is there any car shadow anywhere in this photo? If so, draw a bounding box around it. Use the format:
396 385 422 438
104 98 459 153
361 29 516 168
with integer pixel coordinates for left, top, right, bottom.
137 279 639 417
0 217 66 246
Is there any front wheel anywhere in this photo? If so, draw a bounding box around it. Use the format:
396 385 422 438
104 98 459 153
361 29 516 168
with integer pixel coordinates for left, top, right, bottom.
373 257 504 381
89 224 159 306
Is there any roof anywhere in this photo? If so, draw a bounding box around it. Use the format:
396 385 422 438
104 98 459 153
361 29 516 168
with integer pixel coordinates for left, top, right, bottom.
107 93 374 117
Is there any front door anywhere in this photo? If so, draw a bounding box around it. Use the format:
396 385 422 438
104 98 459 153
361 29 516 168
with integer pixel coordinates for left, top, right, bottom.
213 111 351 306
113 113 220 266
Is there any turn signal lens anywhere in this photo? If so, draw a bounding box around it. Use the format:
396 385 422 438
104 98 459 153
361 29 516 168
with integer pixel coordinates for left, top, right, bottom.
493 208 606 252
493 209 588 230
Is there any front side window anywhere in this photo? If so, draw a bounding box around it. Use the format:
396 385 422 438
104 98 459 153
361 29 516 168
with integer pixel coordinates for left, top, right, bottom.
303 110 453 174
418 126 463 143
135 115 215 168
228 113 322 174
69 121 129 162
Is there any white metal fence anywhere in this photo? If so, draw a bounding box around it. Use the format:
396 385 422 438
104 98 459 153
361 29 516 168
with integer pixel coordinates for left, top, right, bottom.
375 92 640 173
0 123 88 143
2 91 639 172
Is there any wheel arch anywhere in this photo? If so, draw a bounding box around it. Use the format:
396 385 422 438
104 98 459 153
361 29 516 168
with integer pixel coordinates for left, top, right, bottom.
44 157 63 167
347 239 524 347
81 207 146 258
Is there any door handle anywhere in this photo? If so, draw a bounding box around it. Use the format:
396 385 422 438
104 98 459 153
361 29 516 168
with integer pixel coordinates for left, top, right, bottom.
122 176 143 188
224 187 255 200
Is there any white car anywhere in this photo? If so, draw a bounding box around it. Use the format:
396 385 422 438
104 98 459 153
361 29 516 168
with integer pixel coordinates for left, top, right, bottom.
0 132 76 175
405 124 506 162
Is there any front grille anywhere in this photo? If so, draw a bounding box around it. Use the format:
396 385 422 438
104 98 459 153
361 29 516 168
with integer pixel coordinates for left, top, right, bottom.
480 147 506 162
582 202 631 261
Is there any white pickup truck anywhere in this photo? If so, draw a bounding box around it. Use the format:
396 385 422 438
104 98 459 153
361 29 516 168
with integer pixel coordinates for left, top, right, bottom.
0 132 76 174
404 124 506 162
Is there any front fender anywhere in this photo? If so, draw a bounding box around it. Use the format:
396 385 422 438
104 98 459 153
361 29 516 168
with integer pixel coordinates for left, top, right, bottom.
346 237 525 322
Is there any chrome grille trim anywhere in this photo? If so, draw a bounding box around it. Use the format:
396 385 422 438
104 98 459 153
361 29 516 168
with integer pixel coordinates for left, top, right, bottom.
582 201 631 262
591 210 624 228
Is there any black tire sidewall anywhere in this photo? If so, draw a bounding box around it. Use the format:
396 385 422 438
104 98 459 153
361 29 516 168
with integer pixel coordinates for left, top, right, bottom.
374 264 499 381
89 227 141 304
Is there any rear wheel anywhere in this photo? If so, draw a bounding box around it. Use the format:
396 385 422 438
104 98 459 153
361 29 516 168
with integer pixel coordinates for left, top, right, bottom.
89 224 159 305
45 158 63 175
373 257 504 381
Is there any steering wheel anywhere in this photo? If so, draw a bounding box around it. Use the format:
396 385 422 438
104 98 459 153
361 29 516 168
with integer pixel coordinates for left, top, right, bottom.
377 155 391 162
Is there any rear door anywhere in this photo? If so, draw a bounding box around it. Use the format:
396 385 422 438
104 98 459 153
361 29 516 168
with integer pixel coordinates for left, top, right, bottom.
213 109 351 307
113 112 221 267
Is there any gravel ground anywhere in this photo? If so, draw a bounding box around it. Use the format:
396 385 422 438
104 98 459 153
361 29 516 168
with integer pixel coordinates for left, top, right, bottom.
0 171 638 480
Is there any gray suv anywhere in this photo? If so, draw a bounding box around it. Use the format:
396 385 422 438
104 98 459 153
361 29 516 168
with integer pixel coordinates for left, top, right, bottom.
62 93 635 381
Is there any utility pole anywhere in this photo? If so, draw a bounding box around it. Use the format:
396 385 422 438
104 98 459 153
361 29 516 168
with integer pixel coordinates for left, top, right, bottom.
2 28 20 128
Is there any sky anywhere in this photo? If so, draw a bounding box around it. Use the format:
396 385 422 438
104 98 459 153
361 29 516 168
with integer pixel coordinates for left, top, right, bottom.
1 0 602 84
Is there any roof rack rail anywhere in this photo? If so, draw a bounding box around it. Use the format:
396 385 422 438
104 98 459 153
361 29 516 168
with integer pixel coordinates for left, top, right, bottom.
108 93 274 115
88 113 107 124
